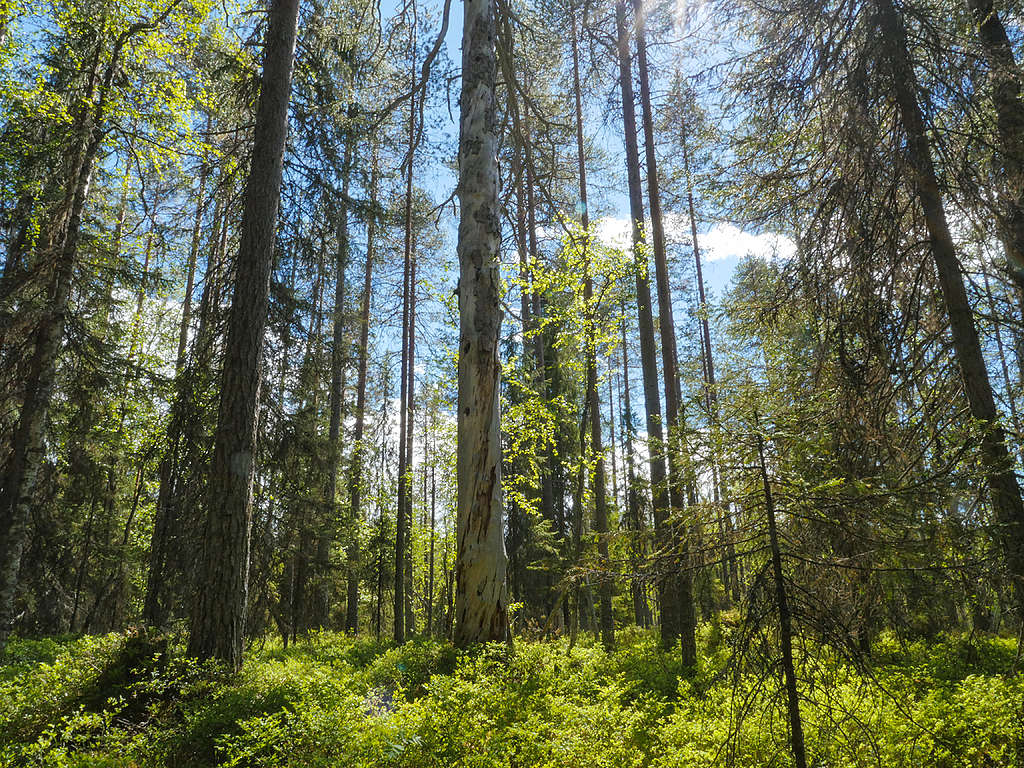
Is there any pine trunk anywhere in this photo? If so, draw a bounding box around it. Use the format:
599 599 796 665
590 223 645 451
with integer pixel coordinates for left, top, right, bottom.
614 0 677 650
188 0 300 669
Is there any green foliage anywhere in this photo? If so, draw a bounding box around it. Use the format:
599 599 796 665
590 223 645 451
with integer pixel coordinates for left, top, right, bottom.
2 631 1022 767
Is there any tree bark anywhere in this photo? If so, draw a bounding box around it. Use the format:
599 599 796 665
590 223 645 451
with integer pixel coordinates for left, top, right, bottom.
613 0 677 650
571 7 613 649
317 141 352 630
454 0 508 647
188 0 300 669
879 0 1024 618
395 39 418 642
632 0 696 664
345 159 377 634
0 25 113 651
176 152 209 374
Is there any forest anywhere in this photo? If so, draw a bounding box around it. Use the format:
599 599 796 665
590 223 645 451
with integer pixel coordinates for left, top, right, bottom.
2 0 1024 764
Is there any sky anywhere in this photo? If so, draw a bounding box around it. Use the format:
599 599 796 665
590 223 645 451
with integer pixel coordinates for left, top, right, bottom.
390 0 792 300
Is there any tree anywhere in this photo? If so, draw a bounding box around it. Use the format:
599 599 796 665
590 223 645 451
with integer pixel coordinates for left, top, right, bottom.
454 0 508 647
188 0 301 669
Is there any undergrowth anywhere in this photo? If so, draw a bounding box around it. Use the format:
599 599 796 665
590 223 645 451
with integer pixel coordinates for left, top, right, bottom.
1 626 1021 767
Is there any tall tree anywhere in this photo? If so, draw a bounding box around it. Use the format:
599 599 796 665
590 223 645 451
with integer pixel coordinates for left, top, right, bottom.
0 2 185 651
570 3 613 649
188 0 301 669
454 0 508 647
613 0 678 651
877 0 1024 618
631 0 696 664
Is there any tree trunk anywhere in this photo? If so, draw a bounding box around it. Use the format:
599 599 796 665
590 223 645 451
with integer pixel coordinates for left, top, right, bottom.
0 32 110 651
613 0 677 650
395 42 418 642
454 0 508 647
405 250 418 635
756 426 808 768
571 7 613 649
879 0 1024 619
176 151 209 374
632 0 696 664
966 0 1024 286
317 142 353 630
345 159 377 634
188 0 300 670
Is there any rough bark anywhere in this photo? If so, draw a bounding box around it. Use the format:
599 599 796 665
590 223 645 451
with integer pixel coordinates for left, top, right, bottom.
188 0 300 669
613 0 677 650
879 0 1024 617
454 0 508 647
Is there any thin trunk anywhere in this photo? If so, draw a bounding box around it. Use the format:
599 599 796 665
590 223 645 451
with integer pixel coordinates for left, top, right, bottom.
405 250 418 635
176 153 209 374
395 36 418 642
145 187 225 627
428 420 437 635
621 302 649 627
756 425 808 768
0 31 110 650
632 0 695 664
346 159 377 634
571 7 613 649
614 0 676 650
318 143 353 630
683 127 737 603
984 270 1024 455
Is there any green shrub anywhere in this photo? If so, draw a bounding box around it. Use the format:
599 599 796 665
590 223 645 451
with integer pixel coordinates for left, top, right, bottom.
2 630 1022 768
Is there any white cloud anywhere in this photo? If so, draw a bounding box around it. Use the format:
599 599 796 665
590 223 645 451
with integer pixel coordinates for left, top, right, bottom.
591 216 795 264
698 223 796 263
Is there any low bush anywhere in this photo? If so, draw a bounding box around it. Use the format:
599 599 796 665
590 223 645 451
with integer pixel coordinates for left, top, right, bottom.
2 630 1021 767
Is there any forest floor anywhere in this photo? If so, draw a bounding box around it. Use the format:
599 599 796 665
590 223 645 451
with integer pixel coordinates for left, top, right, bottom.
1 622 1022 767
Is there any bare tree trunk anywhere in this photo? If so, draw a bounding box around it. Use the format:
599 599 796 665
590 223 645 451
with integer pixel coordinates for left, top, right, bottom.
428 415 437 635
571 6 613 649
682 127 738 605
317 141 353 630
188 0 299 670
756 425 807 768
454 0 508 647
345 159 377 634
632 0 696 664
613 0 677 650
405 250 418 635
395 32 418 641
176 145 210 374
879 0 1024 620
